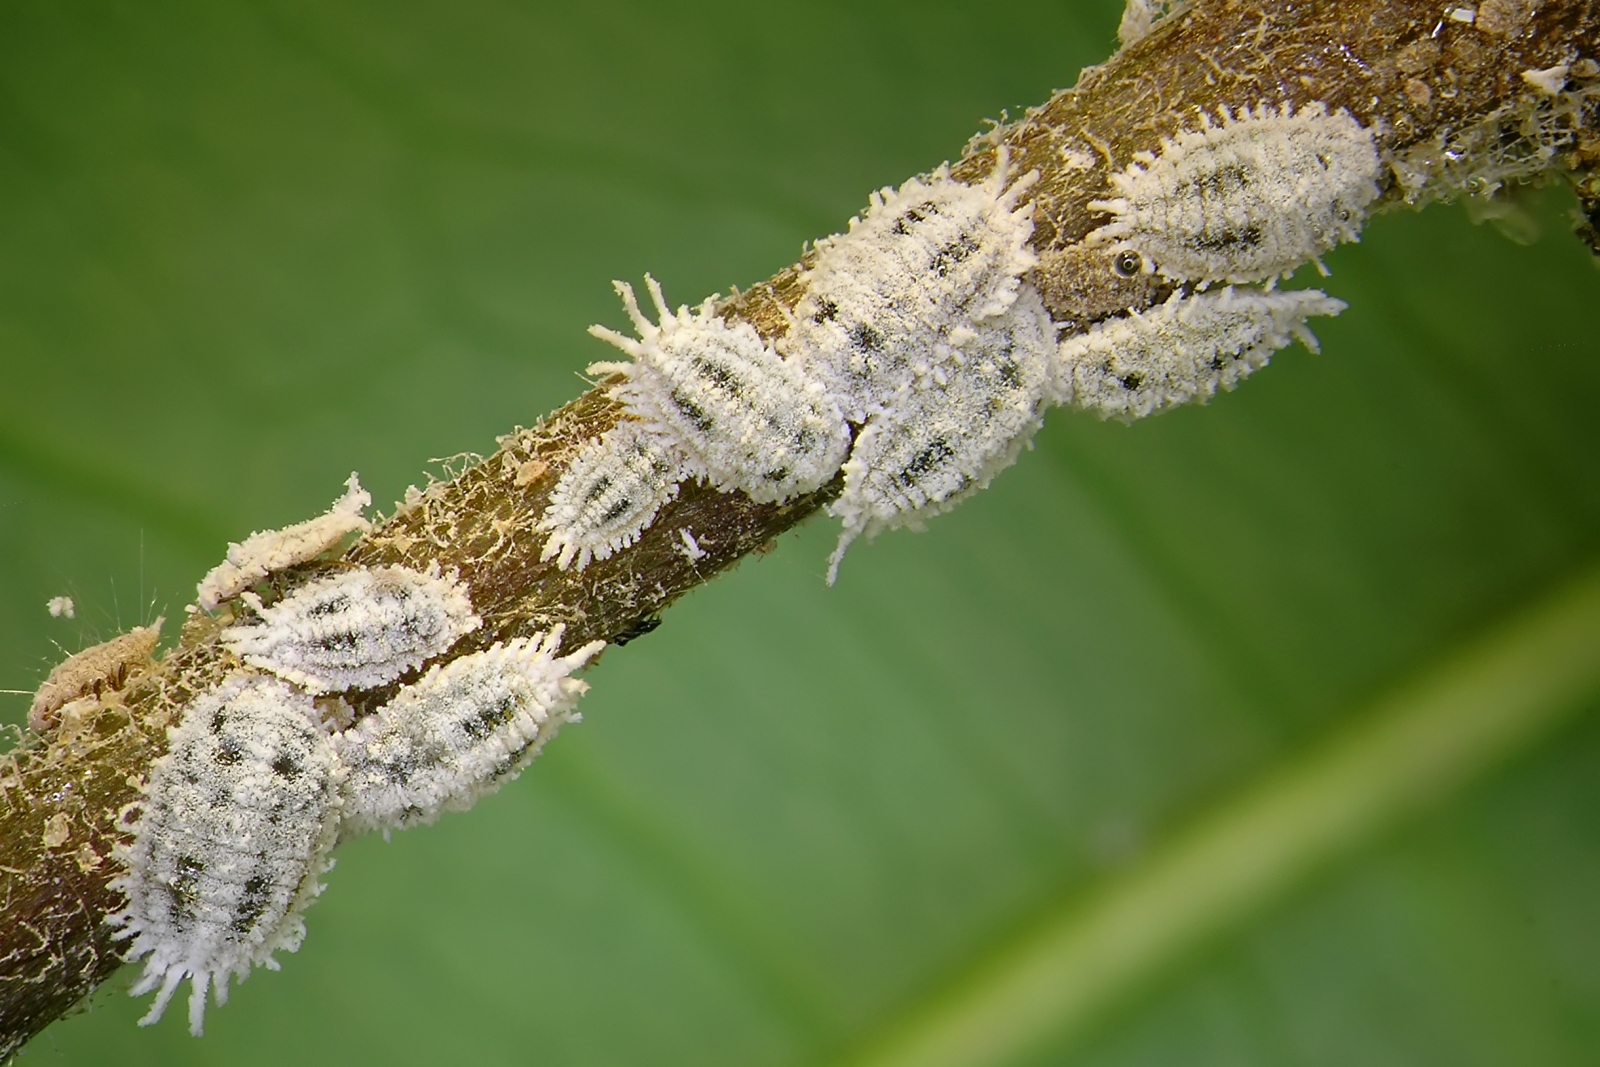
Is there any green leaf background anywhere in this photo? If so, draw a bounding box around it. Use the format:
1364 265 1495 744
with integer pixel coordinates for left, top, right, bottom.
4 2 1600 1064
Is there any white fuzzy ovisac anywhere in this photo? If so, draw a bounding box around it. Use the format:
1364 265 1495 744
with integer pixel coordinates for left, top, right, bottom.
538 418 685 571
1087 103 1381 284
1054 286 1346 421
826 286 1057 582
588 277 850 503
110 674 343 1036
222 564 480 693
783 151 1040 422
196 474 372 612
335 626 604 839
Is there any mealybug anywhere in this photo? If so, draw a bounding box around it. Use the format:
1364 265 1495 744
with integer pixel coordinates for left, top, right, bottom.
222 564 480 693
111 674 343 1035
538 419 685 571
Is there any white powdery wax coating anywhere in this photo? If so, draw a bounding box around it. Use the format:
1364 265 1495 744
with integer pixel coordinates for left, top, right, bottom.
1053 286 1346 421
196 473 371 613
783 151 1040 422
538 418 685 571
827 286 1057 583
110 674 343 1036
588 276 849 503
222 564 481 693
335 625 604 839
1087 102 1382 284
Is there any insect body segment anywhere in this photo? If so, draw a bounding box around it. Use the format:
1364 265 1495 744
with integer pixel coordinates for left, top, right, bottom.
222 564 480 694
335 626 605 839
1088 103 1382 284
111 675 344 1036
589 277 850 504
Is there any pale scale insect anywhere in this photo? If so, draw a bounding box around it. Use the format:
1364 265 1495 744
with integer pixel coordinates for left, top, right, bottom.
1052 285 1347 422
587 277 850 503
1030 242 1174 334
29 619 163 734
221 563 481 694
826 286 1057 583
782 150 1040 422
1086 102 1382 284
537 418 685 571
335 625 605 839
110 674 343 1036
196 473 372 613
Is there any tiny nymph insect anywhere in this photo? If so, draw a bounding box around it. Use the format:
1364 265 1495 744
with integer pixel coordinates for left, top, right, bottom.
538 418 687 571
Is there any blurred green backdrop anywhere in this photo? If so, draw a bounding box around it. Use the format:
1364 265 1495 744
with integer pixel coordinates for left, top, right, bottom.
4 2 1600 1065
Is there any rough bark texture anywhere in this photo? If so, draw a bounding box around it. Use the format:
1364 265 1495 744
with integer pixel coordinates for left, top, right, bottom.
2 0 1595 1056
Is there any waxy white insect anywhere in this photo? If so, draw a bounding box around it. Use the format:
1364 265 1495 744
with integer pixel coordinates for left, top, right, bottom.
336 626 604 839
827 287 1057 582
1088 102 1381 283
197 474 372 613
589 277 850 503
538 419 685 571
1053 286 1346 421
29 620 163 734
111 674 343 1036
784 151 1040 422
222 564 480 694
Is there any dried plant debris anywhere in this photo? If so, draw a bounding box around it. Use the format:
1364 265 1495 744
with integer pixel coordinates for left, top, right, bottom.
335 627 604 839
589 277 850 503
45 596 75 619
1088 103 1381 283
110 674 344 1035
29 620 163 734
827 288 1057 582
783 151 1039 422
538 418 686 571
196 474 372 612
1054 286 1346 421
222 564 480 694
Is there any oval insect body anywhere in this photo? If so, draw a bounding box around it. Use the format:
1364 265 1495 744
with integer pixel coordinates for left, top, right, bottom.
110 674 343 1036
827 286 1056 582
1053 286 1346 421
784 152 1040 422
336 626 604 839
222 564 480 693
1088 102 1382 283
538 418 686 571
589 278 850 503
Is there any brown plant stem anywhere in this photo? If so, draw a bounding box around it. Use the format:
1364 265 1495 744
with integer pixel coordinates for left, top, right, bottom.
2 0 1594 1056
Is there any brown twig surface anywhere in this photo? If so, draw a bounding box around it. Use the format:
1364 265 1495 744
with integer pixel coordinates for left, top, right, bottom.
2 0 1595 1056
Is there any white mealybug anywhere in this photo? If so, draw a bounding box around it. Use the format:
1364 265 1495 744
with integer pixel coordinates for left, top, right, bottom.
826 286 1057 583
222 564 481 693
783 151 1039 422
335 626 605 839
588 277 849 503
110 674 343 1036
197 474 372 612
1053 286 1346 421
537 418 685 571
1087 102 1381 284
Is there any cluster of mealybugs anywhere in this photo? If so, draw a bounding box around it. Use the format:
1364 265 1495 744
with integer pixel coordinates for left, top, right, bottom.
111 94 1384 1037
541 101 1379 579
111 517 603 1035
